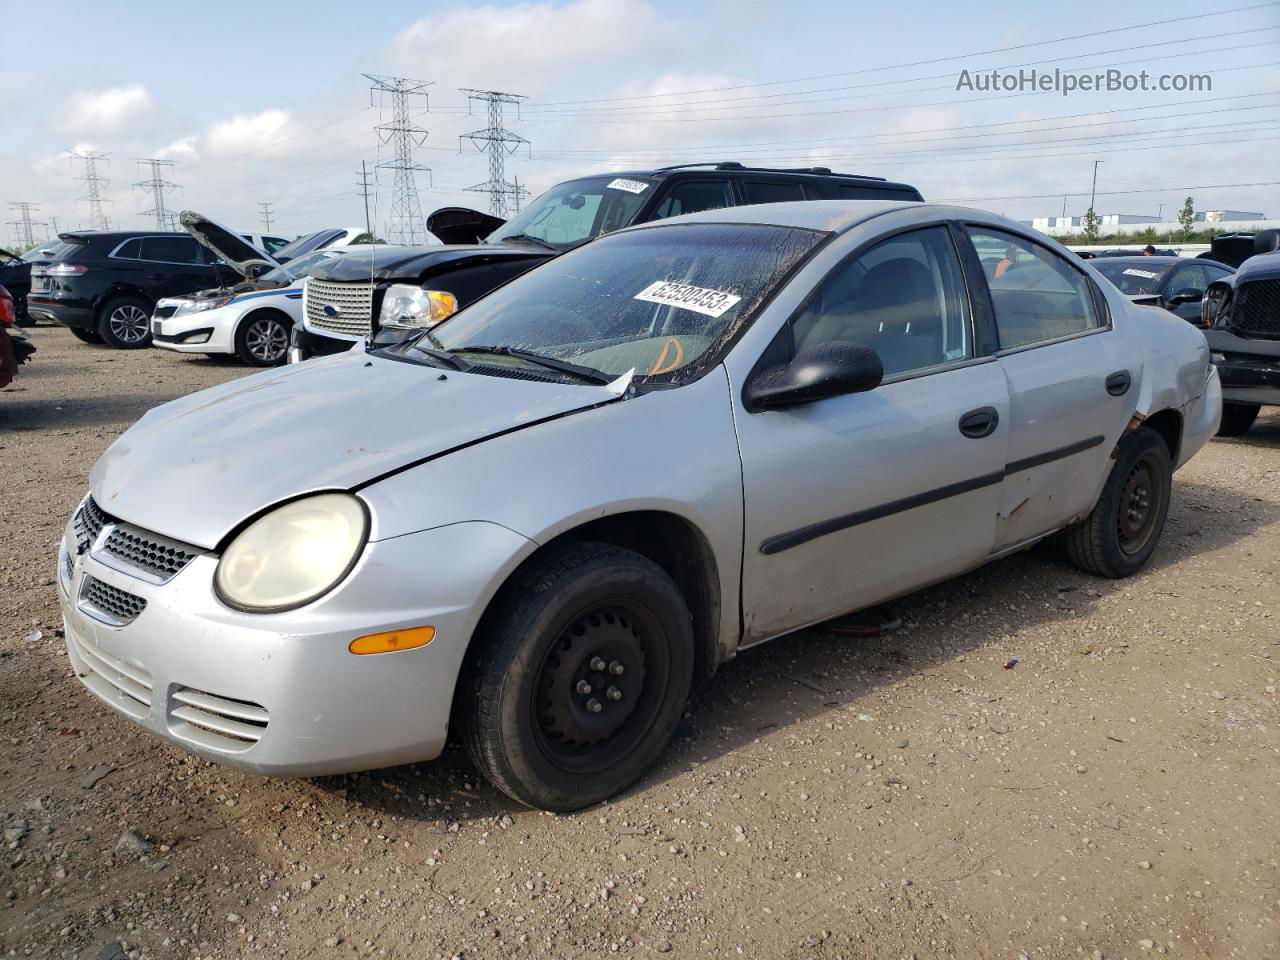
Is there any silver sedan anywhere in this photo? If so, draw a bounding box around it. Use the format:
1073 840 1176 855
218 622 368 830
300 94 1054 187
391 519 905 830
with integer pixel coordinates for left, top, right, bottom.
57 200 1221 811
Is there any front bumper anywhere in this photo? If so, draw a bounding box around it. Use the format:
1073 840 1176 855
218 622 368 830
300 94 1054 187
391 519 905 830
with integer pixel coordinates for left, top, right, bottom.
57 505 533 777
1206 328 1280 405
289 324 358 363
151 307 229 354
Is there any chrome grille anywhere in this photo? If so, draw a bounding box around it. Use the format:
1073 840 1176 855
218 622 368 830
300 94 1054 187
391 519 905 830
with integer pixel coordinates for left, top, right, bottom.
70 633 153 719
72 496 112 552
305 278 374 338
102 525 198 581
170 687 268 751
80 575 147 625
1231 279 1280 339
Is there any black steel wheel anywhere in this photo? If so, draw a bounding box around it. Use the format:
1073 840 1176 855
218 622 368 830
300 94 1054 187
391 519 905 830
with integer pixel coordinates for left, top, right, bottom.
459 542 695 811
1065 426 1172 578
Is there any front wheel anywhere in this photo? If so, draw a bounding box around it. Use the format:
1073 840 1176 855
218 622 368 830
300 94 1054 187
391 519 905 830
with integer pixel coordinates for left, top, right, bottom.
459 543 695 812
97 296 152 349
1064 426 1172 578
235 311 291 366
1216 402 1260 438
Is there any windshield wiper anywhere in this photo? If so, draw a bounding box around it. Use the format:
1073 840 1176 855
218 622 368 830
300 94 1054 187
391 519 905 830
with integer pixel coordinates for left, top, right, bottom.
450 345 611 384
493 233 559 251
409 332 471 370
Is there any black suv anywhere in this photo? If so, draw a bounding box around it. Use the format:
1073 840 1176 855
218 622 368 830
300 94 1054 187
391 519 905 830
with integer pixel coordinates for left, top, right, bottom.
293 162 923 360
27 231 240 348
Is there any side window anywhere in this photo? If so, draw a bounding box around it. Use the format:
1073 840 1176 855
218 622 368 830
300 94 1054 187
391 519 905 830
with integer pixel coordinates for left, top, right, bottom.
139 236 202 264
967 227 1100 350
741 179 805 204
1165 263 1207 296
1202 263 1233 284
111 238 141 259
790 226 973 378
646 180 734 221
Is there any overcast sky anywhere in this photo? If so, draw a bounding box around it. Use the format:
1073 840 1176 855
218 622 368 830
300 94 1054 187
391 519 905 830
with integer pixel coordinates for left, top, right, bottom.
3 0 1278 241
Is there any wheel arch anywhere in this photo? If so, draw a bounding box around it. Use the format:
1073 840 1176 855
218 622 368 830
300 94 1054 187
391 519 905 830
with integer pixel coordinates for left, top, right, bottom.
235 304 294 338
1137 408 1182 464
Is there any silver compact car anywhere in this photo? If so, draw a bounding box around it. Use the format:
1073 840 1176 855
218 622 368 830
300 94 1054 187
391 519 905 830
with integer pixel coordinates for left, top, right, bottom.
57 201 1220 811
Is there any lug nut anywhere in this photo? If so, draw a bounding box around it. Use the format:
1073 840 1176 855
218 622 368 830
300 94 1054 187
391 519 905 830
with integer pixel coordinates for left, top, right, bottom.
608 660 625 676
606 686 623 701
576 680 593 695
589 656 607 672
586 698 603 713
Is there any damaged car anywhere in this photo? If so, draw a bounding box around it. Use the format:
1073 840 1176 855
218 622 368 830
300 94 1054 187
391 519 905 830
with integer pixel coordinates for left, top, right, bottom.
0 284 34 388
58 200 1218 812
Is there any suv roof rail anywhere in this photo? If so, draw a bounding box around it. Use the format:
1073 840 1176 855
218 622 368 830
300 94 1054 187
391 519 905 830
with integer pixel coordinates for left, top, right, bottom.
651 161 887 181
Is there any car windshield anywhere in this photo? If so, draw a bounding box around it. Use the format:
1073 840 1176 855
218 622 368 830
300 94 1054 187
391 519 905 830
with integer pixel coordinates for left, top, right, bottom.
487 177 656 250
274 230 340 261
258 249 334 283
1090 259 1174 294
408 222 824 383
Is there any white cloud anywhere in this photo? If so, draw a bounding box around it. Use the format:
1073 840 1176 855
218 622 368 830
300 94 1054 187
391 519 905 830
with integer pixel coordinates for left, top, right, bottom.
387 0 682 96
54 84 155 135
156 136 198 159
204 109 293 154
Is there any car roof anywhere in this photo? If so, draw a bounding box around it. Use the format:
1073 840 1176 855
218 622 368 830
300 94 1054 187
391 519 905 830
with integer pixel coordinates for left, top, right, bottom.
621 199 1022 236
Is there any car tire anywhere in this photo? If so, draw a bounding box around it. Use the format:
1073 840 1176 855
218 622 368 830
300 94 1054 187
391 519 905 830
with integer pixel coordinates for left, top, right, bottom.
97 296 153 349
235 310 292 366
1065 426 1172 579
68 327 104 344
1216 402 1260 438
458 542 695 812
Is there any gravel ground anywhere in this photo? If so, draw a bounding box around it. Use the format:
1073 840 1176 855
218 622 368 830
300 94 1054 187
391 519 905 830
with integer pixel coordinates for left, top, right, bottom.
2 325 1278 960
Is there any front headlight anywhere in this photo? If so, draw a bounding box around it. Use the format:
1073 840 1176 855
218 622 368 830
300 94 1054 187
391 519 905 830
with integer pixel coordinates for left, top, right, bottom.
215 493 368 612
379 284 458 330
173 295 233 317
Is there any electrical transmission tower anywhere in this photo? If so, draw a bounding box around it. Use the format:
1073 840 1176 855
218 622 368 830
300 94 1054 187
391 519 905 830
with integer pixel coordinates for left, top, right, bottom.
459 89 530 218
365 74 432 244
48 215 60 239
356 161 374 235
7 203 44 247
68 149 113 230
258 202 274 232
134 158 180 230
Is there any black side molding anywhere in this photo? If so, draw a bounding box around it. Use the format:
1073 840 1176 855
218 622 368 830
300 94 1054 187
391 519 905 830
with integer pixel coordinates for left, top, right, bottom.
759 434 1107 555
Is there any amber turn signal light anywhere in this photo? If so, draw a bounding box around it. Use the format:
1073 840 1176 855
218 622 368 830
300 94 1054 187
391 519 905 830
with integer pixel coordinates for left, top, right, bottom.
348 625 436 655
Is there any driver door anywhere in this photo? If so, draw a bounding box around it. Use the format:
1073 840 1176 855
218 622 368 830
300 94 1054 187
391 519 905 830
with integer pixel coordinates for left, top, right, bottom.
731 225 1009 642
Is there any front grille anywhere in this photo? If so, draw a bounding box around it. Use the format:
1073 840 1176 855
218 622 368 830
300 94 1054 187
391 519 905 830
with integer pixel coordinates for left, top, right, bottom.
305 278 374 338
169 687 268 751
70 633 153 720
1231 279 1280 339
72 496 112 552
153 304 178 319
80 575 147 625
102 525 198 581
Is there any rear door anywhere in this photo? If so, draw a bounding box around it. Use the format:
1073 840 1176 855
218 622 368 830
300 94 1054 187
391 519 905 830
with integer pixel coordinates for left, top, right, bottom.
961 224 1131 550
137 236 220 300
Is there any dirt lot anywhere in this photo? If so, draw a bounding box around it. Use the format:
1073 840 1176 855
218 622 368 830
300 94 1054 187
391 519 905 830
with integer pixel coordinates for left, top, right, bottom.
2 325 1278 960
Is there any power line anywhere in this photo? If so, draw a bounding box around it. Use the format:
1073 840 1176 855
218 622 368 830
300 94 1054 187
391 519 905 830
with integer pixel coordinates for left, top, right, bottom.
134 158 181 230
7 203 44 247
366 74 432 245
459 88 530 218
67 149 113 230
258 201 274 231
933 179 1280 204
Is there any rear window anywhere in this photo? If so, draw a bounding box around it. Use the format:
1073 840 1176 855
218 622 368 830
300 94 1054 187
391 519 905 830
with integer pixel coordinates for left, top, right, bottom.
33 240 82 261
742 180 806 204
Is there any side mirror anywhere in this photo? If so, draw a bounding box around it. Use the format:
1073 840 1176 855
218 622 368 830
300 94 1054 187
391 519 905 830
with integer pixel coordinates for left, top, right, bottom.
746 340 883 411
1167 288 1203 306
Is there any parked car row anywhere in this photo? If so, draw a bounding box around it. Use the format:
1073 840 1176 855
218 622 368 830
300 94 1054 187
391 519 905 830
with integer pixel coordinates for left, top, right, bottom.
58 194 1221 811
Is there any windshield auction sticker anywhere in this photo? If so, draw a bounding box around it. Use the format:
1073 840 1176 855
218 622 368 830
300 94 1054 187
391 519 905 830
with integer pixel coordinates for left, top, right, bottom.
607 178 649 194
1122 268 1162 280
635 280 742 318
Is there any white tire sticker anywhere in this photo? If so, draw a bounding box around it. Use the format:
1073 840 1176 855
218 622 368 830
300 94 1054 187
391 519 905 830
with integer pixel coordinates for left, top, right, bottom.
1122 268 1161 280
607 178 649 194
634 280 742 318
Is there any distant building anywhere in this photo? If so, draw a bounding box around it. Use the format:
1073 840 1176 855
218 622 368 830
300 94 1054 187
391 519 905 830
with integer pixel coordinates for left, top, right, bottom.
1195 210 1265 223
1099 214 1160 225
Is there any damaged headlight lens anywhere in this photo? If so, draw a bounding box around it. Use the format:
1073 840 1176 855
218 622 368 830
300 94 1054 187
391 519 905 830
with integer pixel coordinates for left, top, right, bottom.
379 284 458 330
215 493 368 612
173 295 234 317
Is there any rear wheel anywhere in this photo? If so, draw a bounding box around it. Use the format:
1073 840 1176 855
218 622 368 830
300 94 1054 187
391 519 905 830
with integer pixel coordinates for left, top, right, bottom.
235 310 291 366
1065 426 1172 578
97 296 152 349
459 543 695 812
68 327 104 344
1216 402 1260 438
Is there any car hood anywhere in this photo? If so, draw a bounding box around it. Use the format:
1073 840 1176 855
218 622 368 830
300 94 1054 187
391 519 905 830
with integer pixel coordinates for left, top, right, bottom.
1234 250 1280 284
89 348 622 548
181 210 282 279
309 243 552 283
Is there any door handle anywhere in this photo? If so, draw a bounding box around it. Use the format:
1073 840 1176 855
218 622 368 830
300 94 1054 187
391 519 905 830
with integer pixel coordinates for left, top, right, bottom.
1105 370 1132 396
958 406 999 439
